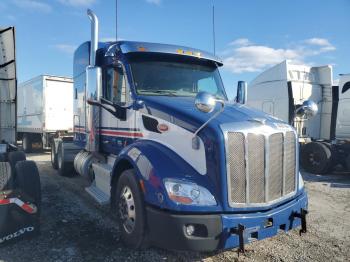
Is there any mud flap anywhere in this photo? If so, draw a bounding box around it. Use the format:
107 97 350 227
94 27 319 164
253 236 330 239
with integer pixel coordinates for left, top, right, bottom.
0 192 40 246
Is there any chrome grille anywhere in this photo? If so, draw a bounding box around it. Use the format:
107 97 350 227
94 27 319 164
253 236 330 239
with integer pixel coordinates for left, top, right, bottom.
226 130 297 206
227 132 246 203
284 131 296 194
247 134 265 203
268 133 283 201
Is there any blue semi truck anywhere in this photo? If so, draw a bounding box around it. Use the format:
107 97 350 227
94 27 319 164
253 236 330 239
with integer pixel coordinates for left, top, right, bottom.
52 10 309 252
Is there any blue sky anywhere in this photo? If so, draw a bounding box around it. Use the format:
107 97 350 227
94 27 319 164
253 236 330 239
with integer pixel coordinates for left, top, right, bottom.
0 0 349 99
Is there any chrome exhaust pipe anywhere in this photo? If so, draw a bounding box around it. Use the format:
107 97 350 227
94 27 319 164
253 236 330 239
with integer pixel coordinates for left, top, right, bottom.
87 9 98 66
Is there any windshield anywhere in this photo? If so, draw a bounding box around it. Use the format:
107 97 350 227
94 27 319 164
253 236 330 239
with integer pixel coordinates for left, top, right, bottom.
129 55 226 99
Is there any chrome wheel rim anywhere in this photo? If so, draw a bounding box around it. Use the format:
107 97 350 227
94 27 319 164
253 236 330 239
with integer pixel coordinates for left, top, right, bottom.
119 186 136 234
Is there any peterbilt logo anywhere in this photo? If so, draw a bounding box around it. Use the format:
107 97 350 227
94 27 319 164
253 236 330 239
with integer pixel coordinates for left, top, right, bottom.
157 123 169 132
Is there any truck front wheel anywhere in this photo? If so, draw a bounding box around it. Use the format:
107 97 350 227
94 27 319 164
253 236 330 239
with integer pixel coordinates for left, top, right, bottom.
114 169 147 249
301 142 332 174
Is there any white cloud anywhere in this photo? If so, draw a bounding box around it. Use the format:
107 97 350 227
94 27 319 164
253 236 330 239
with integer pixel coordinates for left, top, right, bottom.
58 0 96 7
12 0 52 13
222 38 336 74
229 38 252 47
54 44 77 54
146 0 161 5
304 38 331 46
304 38 336 52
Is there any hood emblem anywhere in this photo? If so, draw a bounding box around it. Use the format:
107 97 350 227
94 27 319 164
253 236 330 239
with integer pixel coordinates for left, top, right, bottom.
248 118 266 125
157 123 169 133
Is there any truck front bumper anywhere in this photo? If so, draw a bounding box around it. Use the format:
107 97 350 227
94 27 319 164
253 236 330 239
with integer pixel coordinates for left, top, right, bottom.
146 191 308 252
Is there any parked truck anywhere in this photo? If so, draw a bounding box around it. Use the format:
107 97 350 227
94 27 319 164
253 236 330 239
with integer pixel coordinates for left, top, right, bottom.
52 10 309 252
17 75 74 153
0 26 41 245
240 60 350 173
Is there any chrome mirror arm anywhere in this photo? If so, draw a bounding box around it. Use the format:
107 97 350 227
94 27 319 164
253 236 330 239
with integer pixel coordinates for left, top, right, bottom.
192 99 225 150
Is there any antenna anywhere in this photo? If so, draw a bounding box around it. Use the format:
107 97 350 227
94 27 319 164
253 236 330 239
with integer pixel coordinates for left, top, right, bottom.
212 5 216 55
116 0 118 41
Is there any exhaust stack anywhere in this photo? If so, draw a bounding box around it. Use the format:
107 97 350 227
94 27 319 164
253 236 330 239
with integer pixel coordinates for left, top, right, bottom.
85 9 101 153
87 9 98 66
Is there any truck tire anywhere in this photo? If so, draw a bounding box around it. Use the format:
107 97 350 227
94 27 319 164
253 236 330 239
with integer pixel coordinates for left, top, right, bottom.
301 142 332 174
0 162 13 191
23 134 32 153
0 162 12 232
320 142 338 172
57 143 74 177
51 143 58 170
8 151 26 176
113 169 147 249
15 160 41 210
346 154 350 172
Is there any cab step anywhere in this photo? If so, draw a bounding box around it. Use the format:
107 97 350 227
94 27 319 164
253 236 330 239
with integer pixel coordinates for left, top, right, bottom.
85 183 109 205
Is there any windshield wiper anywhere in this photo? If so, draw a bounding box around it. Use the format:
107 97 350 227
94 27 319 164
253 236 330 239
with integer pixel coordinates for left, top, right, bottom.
139 90 178 97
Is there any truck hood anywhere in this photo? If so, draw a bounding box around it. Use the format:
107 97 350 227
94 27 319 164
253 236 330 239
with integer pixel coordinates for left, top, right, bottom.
139 95 286 132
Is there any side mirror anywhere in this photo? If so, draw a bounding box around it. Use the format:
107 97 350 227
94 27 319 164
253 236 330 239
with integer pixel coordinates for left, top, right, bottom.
193 92 225 150
295 100 318 119
194 92 217 113
236 81 247 104
86 66 102 103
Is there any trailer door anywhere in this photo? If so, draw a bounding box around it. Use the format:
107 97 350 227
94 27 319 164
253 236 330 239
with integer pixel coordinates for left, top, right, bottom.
44 79 73 132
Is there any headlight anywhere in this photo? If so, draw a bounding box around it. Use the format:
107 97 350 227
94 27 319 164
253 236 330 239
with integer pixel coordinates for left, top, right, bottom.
298 172 304 190
164 179 217 206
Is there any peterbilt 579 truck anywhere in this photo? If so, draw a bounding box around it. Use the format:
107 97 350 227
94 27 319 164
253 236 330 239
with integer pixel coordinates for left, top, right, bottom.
52 10 309 252
243 60 350 174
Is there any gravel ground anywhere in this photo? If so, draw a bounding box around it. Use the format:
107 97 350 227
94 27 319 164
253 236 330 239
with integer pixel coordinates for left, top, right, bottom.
1 152 350 262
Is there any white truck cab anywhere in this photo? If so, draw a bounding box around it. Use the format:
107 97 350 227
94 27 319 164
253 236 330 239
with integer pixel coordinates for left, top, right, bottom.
337 74 350 139
239 60 350 173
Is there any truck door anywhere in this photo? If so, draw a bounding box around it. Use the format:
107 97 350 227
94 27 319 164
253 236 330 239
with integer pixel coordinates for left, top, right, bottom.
336 80 350 138
100 66 137 154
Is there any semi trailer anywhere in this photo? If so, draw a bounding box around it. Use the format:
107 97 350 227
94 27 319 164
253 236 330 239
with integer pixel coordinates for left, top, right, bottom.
52 10 309 252
239 60 350 173
0 26 41 245
17 75 74 153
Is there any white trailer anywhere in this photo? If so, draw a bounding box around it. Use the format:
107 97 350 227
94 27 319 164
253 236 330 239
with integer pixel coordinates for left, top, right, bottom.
17 75 73 152
239 60 350 173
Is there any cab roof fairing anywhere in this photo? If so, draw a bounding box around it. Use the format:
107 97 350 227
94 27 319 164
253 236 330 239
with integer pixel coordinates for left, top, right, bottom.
102 41 223 66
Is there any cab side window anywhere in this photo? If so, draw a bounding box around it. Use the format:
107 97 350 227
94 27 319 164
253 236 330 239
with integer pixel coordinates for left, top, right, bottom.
104 67 127 104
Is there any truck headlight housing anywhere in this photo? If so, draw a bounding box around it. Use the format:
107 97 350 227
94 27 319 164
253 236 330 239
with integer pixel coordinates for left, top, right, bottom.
164 179 217 206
